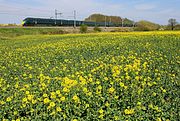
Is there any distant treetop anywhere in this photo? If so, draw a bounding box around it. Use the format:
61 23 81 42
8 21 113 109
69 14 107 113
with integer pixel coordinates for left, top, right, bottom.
85 13 134 25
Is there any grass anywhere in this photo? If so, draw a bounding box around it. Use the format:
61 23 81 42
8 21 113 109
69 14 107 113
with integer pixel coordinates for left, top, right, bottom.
0 28 67 38
0 31 179 120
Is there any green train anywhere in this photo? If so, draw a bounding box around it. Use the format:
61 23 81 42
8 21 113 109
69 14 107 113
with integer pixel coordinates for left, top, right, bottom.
22 17 133 27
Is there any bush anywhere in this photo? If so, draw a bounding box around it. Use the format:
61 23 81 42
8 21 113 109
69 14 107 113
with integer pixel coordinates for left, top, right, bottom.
175 24 180 30
110 28 133 32
135 20 160 31
93 26 102 32
42 30 67 35
80 25 88 33
164 24 180 30
7 23 17 26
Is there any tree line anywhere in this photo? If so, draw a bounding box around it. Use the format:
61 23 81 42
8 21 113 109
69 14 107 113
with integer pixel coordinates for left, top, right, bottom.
85 14 179 31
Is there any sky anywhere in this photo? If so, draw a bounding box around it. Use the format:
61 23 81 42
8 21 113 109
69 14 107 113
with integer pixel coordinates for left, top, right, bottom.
0 0 179 25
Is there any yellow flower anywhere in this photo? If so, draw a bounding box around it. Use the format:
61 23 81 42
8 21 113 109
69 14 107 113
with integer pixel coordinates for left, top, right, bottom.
13 111 18 115
16 119 20 121
22 97 28 103
51 92 56 96
124 109 135 115
29 74 33 78
43 93 48 97
60 96 66 101
56 90 61 95
157 77 161 81
126 75 131 80
105 102 110 107
108 87 115 94
97 85 102 90
6 97 12 102
27 95 33 101
50 111 56 115
162 89 166 93
148 104 153 109
30 108 35 113
85 104 89 108
87 92 92 96
119 82 125 87
72 119 78 121
50 92 56 99
83 87 88 93
96 81 100 84
98 114 104 119
63 87 70 93
56 107 62 112
72 95 79 102
25 91 30 95
114 116 119 120
49 102 56 107
124 86 128 89
156 118 162 121
137 102 141 105
32 99 37 104
43 98 50 104
62 77 78 88
152 92 157 96
41 83 46 87
135 76 140 81
104 77 108 81
98 109 104 114
115 96 119 99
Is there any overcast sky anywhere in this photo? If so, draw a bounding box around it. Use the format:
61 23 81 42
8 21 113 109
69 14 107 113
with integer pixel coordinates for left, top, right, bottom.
0 0 179 24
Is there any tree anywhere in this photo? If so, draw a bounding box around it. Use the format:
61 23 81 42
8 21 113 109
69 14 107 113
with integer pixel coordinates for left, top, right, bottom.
168 18 177 30
84 14 134 26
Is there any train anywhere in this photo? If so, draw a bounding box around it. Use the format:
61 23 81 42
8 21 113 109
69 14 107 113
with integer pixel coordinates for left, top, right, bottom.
22 17 134 27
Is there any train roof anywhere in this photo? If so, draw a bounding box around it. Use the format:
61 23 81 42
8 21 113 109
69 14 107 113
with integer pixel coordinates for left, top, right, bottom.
23 17 67 21
23 17 117 24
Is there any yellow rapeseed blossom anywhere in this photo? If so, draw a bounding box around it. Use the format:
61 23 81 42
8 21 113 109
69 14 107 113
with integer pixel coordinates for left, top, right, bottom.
63 87 70 93
50 92 56 99
27 95 33 101
1 31 179 120
72 95 79 102
108 87 115 94
60 96 66 102
43 93 48 97
56 107 62 112
49 102 56 107
22 97 28 103
120 82 125 87
6 97 12 102
124 109 135 115
25 91 30 95
72 119 78 121
16 119 20 121
44 98 50 104
56 90 61 95
98 109 104 114
156 118 162 121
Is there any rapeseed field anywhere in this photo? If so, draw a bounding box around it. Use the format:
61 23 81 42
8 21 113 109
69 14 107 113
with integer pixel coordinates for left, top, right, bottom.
0 31 179 120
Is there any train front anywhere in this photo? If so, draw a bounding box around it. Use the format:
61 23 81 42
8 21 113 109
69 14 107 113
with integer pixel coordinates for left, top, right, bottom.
22 18 27 26
22 18 33 26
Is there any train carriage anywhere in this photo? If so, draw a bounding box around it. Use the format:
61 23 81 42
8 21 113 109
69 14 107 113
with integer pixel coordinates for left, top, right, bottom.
22 17 134 27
